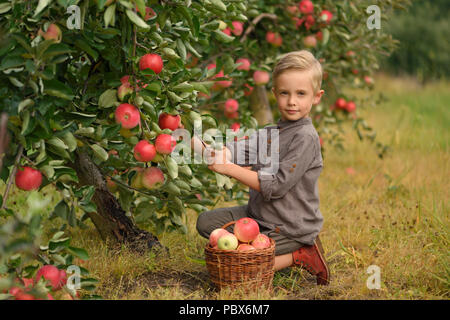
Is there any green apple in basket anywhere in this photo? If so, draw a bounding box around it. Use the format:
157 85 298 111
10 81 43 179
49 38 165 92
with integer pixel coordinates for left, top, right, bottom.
217 233 239 250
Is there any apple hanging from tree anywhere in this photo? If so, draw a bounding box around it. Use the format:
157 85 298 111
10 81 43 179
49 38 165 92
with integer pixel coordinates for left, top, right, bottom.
134 140 157 162
334 98 347 110
230 123 240 132
266 31 282 47
139 53 163 75
299 0 314 14
155 134 177 154
158 113 181 131
115 103 140 129
345 101 356 113
320 10 333 23
236 58 251 71
15 167 42 191
230 21 244 36
34 265 65 291
117 83 133 101
38 23 62 43
243 83 254 96
303 35 317 48
224 99 239 114
141 167 165 190
253 70 270 85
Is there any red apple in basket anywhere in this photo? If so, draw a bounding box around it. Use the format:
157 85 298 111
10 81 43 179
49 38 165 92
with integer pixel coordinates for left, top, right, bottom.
237 244 256 251
251 233 271 249
233 217 260 242
209 228 230 247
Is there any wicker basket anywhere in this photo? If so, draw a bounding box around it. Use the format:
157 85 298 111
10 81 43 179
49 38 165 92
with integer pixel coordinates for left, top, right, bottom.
204 221 275 291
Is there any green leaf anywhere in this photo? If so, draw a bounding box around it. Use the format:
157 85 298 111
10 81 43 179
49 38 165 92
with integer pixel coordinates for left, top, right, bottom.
47 137 69 149
213 30 235 43
68 246 90 260
50 200 70 220
60 131 77 152
0 2 12 14
176 38 187 61
104 4 116 28
98 89 118 108
144 82 161 95
43 79 74 100
135 0 146 19
40 165 55 179
162 47 180 60
34 0 51 17
90 144 109 162
165 156 178 179
210 0 227 12
75 39 99 61
0 55 26 70
126 9 149 29
172 82 194 92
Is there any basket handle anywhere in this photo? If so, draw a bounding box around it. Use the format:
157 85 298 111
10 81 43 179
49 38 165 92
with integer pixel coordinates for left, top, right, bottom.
221 220 236 230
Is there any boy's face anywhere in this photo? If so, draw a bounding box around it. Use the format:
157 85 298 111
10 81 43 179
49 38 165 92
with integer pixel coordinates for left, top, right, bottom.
272 69 324 121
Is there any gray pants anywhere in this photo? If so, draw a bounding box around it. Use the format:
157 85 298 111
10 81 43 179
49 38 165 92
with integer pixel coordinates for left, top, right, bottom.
196 205 303 256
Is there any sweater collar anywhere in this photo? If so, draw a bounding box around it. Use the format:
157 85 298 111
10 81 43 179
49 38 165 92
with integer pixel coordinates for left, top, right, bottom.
276 116 312 130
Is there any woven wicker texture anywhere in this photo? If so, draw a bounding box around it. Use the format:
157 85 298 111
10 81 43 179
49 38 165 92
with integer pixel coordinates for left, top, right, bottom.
204 221 275 290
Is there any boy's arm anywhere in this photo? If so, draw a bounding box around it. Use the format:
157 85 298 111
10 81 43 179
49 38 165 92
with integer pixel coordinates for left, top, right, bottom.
209 162 261 192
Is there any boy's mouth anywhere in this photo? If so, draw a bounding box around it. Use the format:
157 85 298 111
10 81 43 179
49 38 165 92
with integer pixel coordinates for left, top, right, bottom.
285 110 299 114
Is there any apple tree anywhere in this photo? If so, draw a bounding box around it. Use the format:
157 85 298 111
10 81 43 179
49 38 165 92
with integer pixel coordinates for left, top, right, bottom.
0 0 407 261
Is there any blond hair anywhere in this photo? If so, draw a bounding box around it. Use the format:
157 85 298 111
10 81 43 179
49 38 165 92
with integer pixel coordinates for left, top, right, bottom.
272 50 323 93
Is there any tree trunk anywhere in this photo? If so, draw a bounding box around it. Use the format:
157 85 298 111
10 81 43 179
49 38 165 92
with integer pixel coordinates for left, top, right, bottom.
72 151 164 253
249 85 274 126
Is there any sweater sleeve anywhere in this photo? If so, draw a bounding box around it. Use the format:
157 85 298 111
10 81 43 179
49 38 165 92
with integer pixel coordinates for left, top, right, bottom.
257 133 316 201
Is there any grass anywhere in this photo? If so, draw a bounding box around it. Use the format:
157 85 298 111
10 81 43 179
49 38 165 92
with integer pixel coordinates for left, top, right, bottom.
2 74 449 300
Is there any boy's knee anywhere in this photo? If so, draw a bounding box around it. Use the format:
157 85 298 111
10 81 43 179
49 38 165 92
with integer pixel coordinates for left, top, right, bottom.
196 211 210 239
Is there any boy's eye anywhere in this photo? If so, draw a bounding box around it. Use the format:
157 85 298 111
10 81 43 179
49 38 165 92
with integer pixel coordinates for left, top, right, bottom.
297 91 305 95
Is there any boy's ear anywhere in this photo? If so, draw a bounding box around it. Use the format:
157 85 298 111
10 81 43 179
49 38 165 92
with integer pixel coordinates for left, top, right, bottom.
313 89 325 105
271 87 276 96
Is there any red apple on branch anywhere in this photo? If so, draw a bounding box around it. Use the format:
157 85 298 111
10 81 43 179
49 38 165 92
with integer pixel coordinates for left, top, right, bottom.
236 58 251 71
15 167 42 191
141 167 165 190
253 70 270 85
115 103 140 129
134 140 157 162
334 98 347 110
34 265 65 291
158 113 181 131
139 53 163 75
155 134 176 154
231 21 244 36
224 99 239 114
299 0 314 14
38 23 62 43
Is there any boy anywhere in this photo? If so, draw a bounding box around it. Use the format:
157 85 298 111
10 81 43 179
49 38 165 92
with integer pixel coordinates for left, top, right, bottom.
193 50 329 285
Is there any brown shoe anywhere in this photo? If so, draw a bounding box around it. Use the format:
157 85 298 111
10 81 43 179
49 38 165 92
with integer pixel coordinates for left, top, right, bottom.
292 237 330 285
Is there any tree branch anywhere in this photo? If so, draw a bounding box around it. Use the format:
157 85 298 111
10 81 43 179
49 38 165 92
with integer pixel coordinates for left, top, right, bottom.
1 144 23 210
240 13 278 43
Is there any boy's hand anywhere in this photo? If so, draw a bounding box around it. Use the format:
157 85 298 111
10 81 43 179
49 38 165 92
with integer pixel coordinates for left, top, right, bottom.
206 146 232 175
